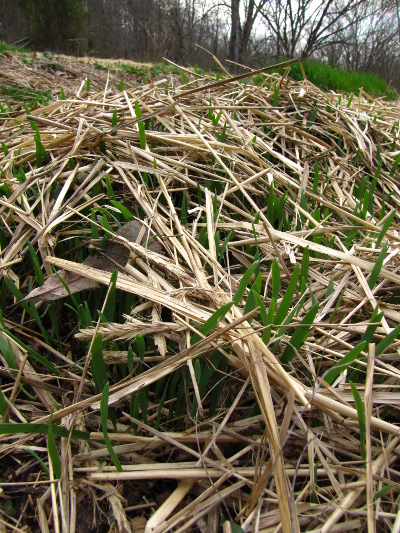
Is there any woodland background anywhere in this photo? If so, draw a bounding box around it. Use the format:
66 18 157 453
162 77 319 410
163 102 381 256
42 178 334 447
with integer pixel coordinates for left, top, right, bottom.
1 0 400 88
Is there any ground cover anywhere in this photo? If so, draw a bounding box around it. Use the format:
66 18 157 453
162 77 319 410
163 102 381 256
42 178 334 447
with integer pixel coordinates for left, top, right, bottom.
254 59 398 101
0 50 400 532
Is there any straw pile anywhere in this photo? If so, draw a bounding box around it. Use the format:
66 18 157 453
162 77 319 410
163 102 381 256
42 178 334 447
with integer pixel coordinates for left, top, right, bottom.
1 51 400 533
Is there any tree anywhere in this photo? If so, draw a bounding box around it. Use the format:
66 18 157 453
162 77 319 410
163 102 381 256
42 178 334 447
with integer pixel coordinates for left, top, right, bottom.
260 0 368 59
332 0 400 77
228 0 268 67
19 0 85 51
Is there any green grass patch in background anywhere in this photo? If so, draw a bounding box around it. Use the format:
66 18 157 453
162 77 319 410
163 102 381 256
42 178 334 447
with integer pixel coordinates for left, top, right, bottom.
253 59 398 101
0 42 30 55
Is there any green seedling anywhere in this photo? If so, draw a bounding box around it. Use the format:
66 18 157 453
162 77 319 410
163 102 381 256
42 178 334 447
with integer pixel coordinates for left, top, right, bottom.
101 382 122 471
48 410 61 479
323 342 366 385
349 381 366 460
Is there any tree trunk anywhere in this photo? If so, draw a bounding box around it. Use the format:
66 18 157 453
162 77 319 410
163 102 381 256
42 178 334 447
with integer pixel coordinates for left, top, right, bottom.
238 0 255 63
228 0 240 65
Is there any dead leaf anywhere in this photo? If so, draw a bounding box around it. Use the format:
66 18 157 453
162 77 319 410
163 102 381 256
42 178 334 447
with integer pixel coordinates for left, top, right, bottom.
130 517 146 533
25 220 163 302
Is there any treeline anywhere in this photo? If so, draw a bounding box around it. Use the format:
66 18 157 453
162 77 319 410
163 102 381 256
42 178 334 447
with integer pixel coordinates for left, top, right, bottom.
1 0 400 89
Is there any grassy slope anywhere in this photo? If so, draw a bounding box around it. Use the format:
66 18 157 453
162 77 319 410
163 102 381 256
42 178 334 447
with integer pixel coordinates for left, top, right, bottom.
254 59 398 101
1 42 397 102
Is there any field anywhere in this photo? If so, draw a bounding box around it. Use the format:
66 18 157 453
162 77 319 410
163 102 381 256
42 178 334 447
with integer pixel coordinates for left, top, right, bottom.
0 49 400 533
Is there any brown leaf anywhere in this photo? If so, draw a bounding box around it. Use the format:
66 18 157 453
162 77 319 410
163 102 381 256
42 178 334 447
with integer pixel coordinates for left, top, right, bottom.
130 517 146 533
25 221 163 302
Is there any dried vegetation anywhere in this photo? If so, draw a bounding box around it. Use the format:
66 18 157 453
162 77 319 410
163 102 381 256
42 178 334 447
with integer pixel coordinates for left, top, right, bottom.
0 50 400 532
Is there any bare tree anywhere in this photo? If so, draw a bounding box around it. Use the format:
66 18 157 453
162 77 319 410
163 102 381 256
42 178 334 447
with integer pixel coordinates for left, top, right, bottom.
332 0 400 84
260 0 369 59
227 0 267 67
2 0 400 89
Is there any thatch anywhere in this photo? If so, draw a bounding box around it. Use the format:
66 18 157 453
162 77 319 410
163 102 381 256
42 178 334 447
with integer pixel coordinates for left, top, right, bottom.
1 50 400 532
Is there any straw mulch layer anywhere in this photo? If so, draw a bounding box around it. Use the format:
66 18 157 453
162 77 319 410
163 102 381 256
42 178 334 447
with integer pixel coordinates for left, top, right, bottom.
0 51 121 106
1 52 400 532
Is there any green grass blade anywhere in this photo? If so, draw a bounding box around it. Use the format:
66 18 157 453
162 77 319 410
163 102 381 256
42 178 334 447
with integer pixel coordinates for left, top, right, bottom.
281 302 319 365
181 191 187 227
214 231 220 260
112 108 117 127
243 290 257 321
390 153 400 177
54 270 80 311
5 278 53 346
273 264 300 325
0 390 6 417
218 229 234 262
232 261 259 305
26 448 49 477
251 221 261 278
5 278 32 314
362 307 384 346
376 210 395 248
101 213 112 234
272 259 280 301
91 210 99 239
265 298 275 344
135 101 146 150
273 290 308 349
300 246 309 289
220 121 227 142
127 346 134 373
212 110 222 126
28 299 53 347
347 93 354 108
34 131 49 168
197 183 202 204
199 227 208 248
325 277 334 299
251 272 262 296
272 83 279 107
103 269 118 323
105 176 116 199
191 302 234 345
0 335 17 372
312 161 319 194
101 382 122 471
252 291 270 345
155 376 170 430
230 523 245 533
91 334 108 393
307 105 318 127
0 328 59 375
323 341 366 385
373 484 392 502
0 423 89 440
374 162 382 180
349 381 366 460
48 410 61 479
266 184 275 223
136 334 145 362
368 241 388 289
26 240 44 286
375 323 400 356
